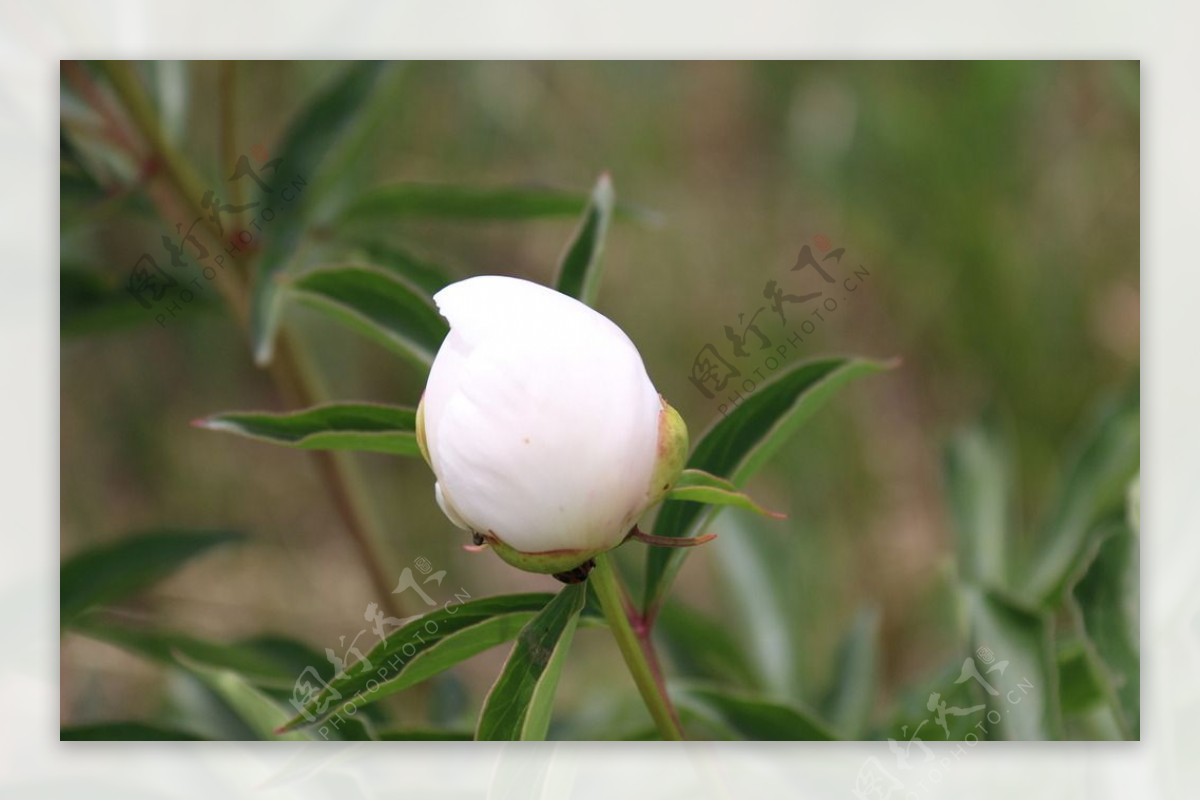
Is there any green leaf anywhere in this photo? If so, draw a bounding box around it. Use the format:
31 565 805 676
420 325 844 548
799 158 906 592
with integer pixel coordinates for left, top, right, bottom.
349 240 453 297
61 267 212 337
61 721 206 741
1072 521 1139 738
673 685 837 740
229 634 334 685
176 653 316 741
61 529 244 623
288 263 448 367
554 173 614 306
61 268 140 337
655 600 761 689
963 587 1060 740
346 183 589 221
664 468 784 519
69 615 299 689
708 514 798 698
1127 475 1140 535
476 583 587 741
250 62 387 366
1056 639 1109 714
59 126 159 222
196 402 419 456
281 593 558 732
344 183 593 222
643 357 890 612
59 132 107 209
377 729 473 741
71 623 379 741
1062 701 1126 740
945 419 1012 589
883 658 990 741
1020 385 1139 605
820 608 880 739
148 61 189 146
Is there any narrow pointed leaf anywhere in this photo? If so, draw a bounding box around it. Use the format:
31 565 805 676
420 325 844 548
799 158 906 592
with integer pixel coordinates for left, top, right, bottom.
250 62 386 365
884 658 991 741
351 240 453 296
1056 639 1109 714
709 514 798 697
288 263 448 366
819 608 880 739
1020 385 1139 605
344 183 588 221
476 583 587 741
149 60 189 146
281 594 559 732
656 600 761 689
62 267 215 337
1072 520 1139 738
59 132 107 208
945 419 1012 589
176 653 316 741
664 468 784 519
674 685 837 740
554 173 614 306
343 181 660 225
644 357 890 613
61 722 206 741
68 615 301 689
196 402 418 456
963 587 1060 740
59 268 155 337
377 729 473 741
61 529 244 623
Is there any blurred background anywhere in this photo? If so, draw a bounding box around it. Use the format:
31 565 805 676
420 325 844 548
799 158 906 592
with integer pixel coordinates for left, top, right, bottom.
60 61 1139 739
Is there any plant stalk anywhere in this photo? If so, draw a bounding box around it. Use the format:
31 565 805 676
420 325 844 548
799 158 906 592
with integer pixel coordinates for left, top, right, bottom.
94 60 404 618
590 552 684 740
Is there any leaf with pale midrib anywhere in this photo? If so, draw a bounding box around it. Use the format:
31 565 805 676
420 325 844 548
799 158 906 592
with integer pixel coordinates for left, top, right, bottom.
288 263 448 367
674 685 837 740
476 584 587 741
280 593 563 733
555 173 614 306
249 62 387 365
342 182 657 225
643 357 891 613
196 402 418 456
61 529 244 623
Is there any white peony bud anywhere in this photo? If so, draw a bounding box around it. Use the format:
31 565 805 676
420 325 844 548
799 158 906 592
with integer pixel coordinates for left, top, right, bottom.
417 275 687 578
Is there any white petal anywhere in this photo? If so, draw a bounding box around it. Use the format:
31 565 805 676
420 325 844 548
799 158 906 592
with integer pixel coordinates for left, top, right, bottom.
434 481 470 530
424 276 661 553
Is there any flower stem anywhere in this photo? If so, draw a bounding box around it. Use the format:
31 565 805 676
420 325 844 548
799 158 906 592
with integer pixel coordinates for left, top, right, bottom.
590 552 684 740
92 61 405 620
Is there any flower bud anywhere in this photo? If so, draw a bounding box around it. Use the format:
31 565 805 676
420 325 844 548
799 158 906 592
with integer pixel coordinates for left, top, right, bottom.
418 275 687 575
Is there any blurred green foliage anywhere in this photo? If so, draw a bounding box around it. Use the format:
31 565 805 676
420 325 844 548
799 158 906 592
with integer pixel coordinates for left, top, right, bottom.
60 61 1137 740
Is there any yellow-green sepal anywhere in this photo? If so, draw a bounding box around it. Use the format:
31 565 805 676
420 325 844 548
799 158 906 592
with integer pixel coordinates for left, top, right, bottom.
647 396 689 506
415 395 431 467
483 533 607 576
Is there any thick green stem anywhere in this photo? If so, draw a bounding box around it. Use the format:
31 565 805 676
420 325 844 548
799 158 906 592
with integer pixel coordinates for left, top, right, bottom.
590 552 684 740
